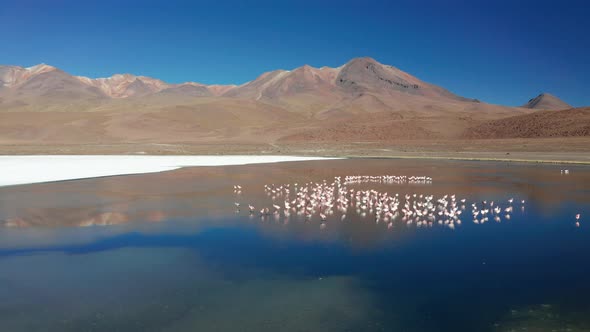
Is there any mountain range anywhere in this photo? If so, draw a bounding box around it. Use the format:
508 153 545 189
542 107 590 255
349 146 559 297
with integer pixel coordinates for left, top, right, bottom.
0 57 569 108
0 57 586 149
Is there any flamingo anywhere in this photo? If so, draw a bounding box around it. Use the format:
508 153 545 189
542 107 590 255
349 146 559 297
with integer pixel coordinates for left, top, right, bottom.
250 175 547 234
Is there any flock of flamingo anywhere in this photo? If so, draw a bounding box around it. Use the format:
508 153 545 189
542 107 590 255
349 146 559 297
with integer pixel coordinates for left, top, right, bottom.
343 175 432 185
233 175 582 229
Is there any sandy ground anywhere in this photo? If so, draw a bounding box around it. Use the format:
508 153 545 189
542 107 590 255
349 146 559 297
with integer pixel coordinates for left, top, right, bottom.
1 137 589 164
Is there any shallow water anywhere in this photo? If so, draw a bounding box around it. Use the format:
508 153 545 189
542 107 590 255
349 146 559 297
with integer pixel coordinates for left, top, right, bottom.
0 159 589 331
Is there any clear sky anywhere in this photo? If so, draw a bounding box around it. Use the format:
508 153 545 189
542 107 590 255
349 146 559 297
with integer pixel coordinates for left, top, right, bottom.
1 0 589 106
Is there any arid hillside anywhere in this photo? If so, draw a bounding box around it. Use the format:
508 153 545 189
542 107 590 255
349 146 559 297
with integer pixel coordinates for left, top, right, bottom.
0 57 588 153
464 107 590 139
522 93 572 110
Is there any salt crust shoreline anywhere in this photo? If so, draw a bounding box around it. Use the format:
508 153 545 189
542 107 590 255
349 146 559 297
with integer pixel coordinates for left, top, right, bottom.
0 155 335 187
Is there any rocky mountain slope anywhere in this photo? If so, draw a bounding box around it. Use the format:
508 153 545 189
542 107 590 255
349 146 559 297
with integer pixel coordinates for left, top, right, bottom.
0 57 585 147
523 93 572 110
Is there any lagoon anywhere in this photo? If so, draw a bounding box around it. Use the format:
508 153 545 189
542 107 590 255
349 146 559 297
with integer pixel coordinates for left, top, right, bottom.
0 159 588 331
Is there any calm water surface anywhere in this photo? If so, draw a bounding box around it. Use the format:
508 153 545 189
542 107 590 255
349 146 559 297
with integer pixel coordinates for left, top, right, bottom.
0 159 589 332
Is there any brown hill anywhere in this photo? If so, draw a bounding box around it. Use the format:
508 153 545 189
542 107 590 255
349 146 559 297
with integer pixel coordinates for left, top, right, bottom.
1 64 60 88
0 64 235 102
0 64 106 100
225 57 477 103
523 93 571 110
464 107 590 139
158 83 213 97
77 74 168 98
335 57 474 102
0 58 584 149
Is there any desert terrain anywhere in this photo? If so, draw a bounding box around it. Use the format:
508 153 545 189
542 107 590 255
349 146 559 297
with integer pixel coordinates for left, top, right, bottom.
1 57 588 163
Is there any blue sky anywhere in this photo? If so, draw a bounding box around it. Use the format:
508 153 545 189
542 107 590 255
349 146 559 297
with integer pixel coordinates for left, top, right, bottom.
1 0 588 106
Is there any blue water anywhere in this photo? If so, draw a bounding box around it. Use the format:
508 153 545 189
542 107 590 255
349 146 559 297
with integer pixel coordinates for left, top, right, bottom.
0 159 588 331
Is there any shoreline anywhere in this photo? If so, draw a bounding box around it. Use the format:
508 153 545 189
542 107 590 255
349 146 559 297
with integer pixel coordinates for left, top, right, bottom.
342 154 590 165
1 138 589 165
0 152 587 188
0 155 337 187
2 152 589 165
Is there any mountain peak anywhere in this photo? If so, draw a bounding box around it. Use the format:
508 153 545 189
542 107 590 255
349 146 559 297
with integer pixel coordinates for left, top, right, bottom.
25 63 57 74
0 63 58 88
523 92 571 110
110 73 135 80
335 56 469 100
347 56 378 64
